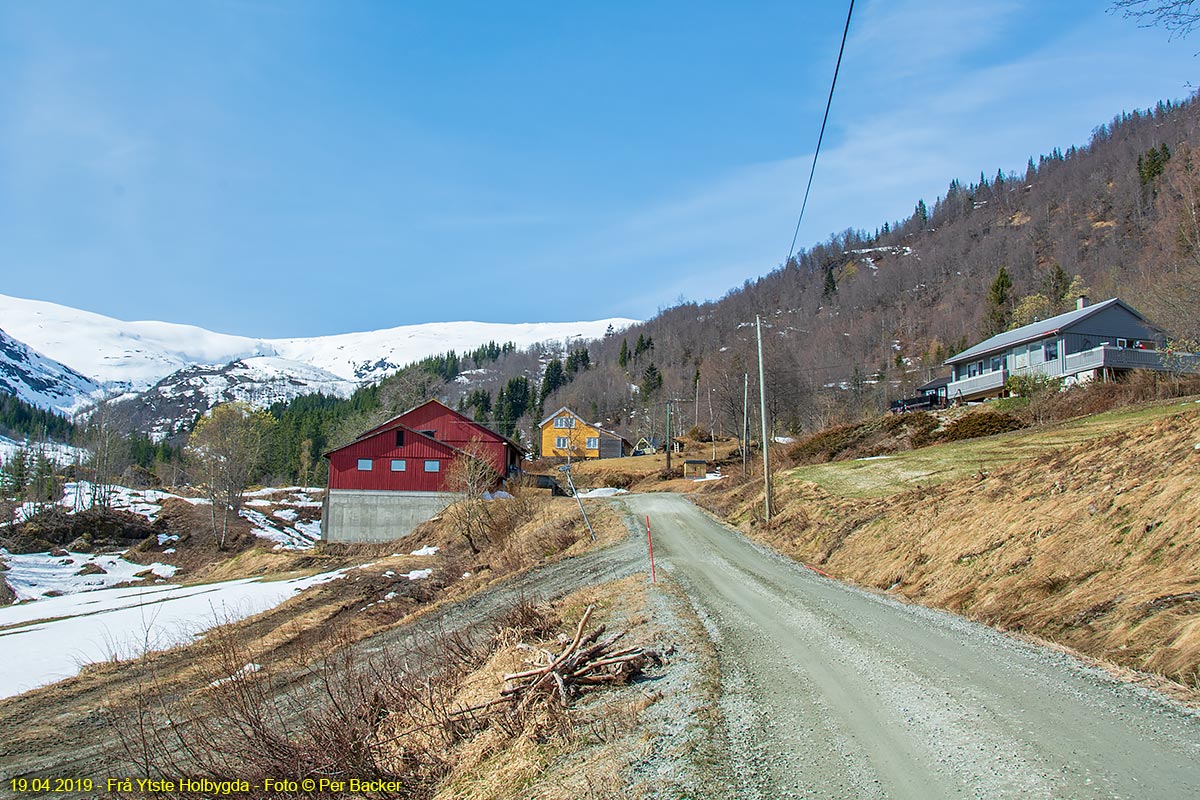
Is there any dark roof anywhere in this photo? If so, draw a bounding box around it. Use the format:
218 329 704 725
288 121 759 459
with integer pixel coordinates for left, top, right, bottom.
916 375 951 392
945 298 1146 365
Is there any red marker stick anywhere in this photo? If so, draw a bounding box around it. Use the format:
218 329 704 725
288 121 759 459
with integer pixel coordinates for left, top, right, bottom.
646 514 656 583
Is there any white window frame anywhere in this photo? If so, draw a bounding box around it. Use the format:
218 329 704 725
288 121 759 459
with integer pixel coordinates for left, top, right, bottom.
555 436 569 449
390 459 406 472
554 416 576 428
586 436 599 450
357 458 373 471
423 459 440 473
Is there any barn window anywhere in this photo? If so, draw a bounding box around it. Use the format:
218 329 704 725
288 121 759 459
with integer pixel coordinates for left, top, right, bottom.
357 458 373 471
395 429 405 447
391 459 406 471
586 437 599 450
424 460 440 473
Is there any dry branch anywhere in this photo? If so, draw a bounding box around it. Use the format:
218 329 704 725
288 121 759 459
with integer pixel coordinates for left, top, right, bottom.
457 604 662 717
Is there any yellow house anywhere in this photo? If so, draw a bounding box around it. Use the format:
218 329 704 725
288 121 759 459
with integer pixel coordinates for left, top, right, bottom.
538 406 631 460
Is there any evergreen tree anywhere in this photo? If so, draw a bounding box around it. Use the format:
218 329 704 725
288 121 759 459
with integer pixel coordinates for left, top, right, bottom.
618 339 629 369
641 363 663 397
1042 262 1071 308
915 199 928 226
822 266 838 299
540 359 566 402
983 266 1014 336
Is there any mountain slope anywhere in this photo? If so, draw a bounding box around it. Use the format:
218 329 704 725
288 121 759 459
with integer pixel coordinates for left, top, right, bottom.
0 293 636 393
0 328 100 416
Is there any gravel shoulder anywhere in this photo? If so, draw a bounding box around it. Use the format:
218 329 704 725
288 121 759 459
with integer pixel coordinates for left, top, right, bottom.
625 492 1200 800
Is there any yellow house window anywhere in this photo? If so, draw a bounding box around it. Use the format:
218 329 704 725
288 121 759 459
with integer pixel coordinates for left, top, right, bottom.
554 417 575 428
555 436 569 449
586 437 599 449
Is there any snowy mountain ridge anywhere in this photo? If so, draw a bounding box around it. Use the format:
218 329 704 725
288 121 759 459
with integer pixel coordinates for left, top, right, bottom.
0 327 101 416
0 294 636 437
0 293 636 393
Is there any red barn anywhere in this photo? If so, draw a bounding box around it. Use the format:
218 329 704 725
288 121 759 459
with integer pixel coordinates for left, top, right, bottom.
321 400 524 543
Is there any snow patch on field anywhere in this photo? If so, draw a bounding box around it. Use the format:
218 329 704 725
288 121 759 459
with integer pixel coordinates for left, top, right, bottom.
576 487 630 498
1 550 177 601
409 545 439 556
0 568 347 699
240 508 321 550
0 436 87 468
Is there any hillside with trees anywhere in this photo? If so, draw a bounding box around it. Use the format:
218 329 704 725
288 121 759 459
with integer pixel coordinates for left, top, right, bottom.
423 92 1200 449
37 91 1192 489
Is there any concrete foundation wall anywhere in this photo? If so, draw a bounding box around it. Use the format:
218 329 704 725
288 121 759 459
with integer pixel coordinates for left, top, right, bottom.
323 489 461 543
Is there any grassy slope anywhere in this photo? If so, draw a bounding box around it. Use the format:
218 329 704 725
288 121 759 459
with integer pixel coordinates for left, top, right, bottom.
695 397 1200 687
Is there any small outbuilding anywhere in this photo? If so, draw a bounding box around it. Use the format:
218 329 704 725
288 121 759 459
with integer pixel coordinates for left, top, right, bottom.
682 459 708 479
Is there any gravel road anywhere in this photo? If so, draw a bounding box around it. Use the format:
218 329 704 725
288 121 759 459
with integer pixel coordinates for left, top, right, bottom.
625 493 1200 800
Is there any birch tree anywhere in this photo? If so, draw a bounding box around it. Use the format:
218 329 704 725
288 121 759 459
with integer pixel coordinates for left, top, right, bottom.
187 402 275 550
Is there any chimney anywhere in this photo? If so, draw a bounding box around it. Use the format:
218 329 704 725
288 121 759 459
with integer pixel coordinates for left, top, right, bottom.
1076 295 1090 311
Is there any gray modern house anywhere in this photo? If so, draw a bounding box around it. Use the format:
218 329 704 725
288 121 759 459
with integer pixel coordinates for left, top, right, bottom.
945 297 1198 402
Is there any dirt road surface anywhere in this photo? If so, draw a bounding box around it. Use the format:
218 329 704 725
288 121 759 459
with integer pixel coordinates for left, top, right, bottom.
625 493 1200 799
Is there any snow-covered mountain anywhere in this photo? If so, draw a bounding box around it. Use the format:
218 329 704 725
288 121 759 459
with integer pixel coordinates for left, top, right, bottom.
112 357 359 441
0 294 636 436
0 294 634 392
0 327 100 416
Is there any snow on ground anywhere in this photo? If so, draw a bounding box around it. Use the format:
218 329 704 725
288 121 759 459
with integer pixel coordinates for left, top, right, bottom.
693 473 724 482
1 550 177 601
12 482 191 524
409 545 439 556
0 568 347 699
240 508 321 550
0 436 88 468
576 487 630 498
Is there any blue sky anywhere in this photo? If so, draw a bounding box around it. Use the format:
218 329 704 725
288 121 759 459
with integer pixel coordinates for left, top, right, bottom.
0 1 1194 337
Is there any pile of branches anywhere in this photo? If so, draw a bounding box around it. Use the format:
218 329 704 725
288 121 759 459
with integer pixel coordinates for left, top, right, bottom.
456 605 661 716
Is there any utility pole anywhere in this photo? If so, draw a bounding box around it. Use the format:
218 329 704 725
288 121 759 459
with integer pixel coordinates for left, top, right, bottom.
742 373 749 477
708 386 716 463
757 315 772 523
665 400 672 472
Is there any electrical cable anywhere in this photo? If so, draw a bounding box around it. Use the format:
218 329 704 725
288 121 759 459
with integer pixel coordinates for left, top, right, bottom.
785 0 855 266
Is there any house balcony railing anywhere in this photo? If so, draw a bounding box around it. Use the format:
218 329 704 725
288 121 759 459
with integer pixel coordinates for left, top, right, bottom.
1061 345 1200 375
947 369 1007 400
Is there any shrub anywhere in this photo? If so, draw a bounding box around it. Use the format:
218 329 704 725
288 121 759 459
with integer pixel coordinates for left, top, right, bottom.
939 411 1025 442
1006 373 1063 398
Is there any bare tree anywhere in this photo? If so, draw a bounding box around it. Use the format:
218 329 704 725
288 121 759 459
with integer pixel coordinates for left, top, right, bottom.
1113 1 1200 38
186 402 276 550
78 394 131 510
443 440 501 554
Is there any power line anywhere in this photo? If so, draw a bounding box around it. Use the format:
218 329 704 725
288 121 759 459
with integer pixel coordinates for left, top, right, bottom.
785 0 855 266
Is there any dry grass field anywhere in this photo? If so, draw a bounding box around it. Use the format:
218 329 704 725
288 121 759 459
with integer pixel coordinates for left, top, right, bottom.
694 397 1200 689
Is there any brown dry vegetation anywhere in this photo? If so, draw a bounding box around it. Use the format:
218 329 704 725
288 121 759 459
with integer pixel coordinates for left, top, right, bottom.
108 576 664 800
694 397 1200 688
2 486 633 793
